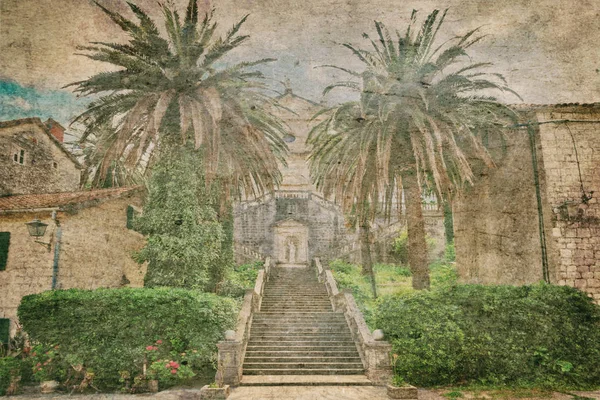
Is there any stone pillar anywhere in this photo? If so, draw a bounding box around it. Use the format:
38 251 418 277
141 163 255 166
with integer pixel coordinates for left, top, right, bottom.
215 339 243 386
364 341 393 384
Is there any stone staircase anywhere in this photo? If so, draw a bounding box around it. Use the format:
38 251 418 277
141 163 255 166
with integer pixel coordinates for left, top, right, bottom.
243 264 365 376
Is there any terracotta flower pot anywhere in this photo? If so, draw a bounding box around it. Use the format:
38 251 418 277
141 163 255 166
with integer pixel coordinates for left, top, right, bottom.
386 384 418 399
40 380 59 394
200 384 230 400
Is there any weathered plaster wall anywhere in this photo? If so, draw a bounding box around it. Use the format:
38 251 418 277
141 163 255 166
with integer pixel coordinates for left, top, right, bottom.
454 105 600 304
0 195 146 334
537 107 600 303
0 121 80 196
453 126 554 286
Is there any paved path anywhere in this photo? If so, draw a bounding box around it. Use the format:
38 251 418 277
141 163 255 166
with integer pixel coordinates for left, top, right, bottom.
10 387 600 400
229 385 389 400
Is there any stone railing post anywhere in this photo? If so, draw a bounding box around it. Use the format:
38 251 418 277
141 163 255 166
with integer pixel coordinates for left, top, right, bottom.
215 332 243 386
364 338 393 384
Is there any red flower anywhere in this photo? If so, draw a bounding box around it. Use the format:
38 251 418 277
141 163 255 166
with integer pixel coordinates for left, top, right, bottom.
152 346 158 351
146 345 154 351
170 369 177 374
156 340 163 344
36 363 41 367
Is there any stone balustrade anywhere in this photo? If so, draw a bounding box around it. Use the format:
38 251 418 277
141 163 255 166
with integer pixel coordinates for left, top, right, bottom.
314 258 392 384
216 257 271 386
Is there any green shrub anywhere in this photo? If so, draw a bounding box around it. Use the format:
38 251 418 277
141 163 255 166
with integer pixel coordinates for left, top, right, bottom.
376 283 600 388
18 288 237 390
0 357 20 395
392 230 436 264
218 261 263 298
430 262 458 289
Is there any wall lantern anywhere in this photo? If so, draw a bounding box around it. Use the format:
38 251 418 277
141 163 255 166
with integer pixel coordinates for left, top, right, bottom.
26 219 48 237
25 219 51 251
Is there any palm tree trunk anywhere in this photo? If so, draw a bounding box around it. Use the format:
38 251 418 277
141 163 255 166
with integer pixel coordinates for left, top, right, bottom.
402 172 430 290
359 223 378 298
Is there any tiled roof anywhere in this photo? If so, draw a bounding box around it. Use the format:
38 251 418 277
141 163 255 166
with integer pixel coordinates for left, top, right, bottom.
510 102 600 110
0 117 82 168
0 186 142 212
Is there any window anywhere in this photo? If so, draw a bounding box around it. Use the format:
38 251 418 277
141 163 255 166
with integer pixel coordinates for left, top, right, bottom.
53 162 58 169
12 149 25 165
0 232 9 271
126 205 135 230
0 319 8 345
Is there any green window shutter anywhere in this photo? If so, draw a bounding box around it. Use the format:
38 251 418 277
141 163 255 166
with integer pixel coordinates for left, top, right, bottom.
0 232 10 271
0 319 9 345
126 205 134 230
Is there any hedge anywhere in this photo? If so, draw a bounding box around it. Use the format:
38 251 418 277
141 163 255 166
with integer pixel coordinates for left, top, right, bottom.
375 283 600 389
18 288 238 389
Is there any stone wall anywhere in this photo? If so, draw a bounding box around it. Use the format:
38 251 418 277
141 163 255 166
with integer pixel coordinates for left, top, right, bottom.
454 104 600 304
453 125 553 285
234 192 348 263
0 195 146 334
0 119 80 196
537 106 600 303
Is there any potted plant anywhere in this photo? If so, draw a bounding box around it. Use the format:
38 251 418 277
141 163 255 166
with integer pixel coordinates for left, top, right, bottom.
31 345 63 393
200 382 231 400
387 354 418 399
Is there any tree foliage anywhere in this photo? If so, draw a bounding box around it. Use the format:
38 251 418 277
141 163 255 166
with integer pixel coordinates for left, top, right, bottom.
70 0 288 199
134 146 225 290
309 9 519 288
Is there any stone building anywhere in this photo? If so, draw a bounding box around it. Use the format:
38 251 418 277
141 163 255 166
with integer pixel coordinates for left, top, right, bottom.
454 103 600 304
0 117 81 196
234 89 349 264
0 186 146 338
234 89 446 264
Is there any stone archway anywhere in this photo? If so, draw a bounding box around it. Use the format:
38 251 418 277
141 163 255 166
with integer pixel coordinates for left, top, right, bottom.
273 219 308 264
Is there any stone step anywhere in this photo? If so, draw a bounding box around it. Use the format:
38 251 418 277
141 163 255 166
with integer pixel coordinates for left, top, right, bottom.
251 323 349 329
263 292 328 295
244 356 362 365
247 341 356 347
260 308 333 312
239 375 374 386
243 361 364 368
250 328 352 333
245 352 361 359
253 314 345 319
252 322 346 327
249 336 354 343
252 319 346 324
256 312 340 316
260 302 330 305
247 344 358 350
243 368 365 376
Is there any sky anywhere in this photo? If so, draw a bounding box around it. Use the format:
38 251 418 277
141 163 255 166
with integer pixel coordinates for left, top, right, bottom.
1 0 599 127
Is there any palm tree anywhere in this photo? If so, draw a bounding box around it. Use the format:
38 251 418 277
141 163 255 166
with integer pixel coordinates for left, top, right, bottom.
309 9 519 290
69 0 288 202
